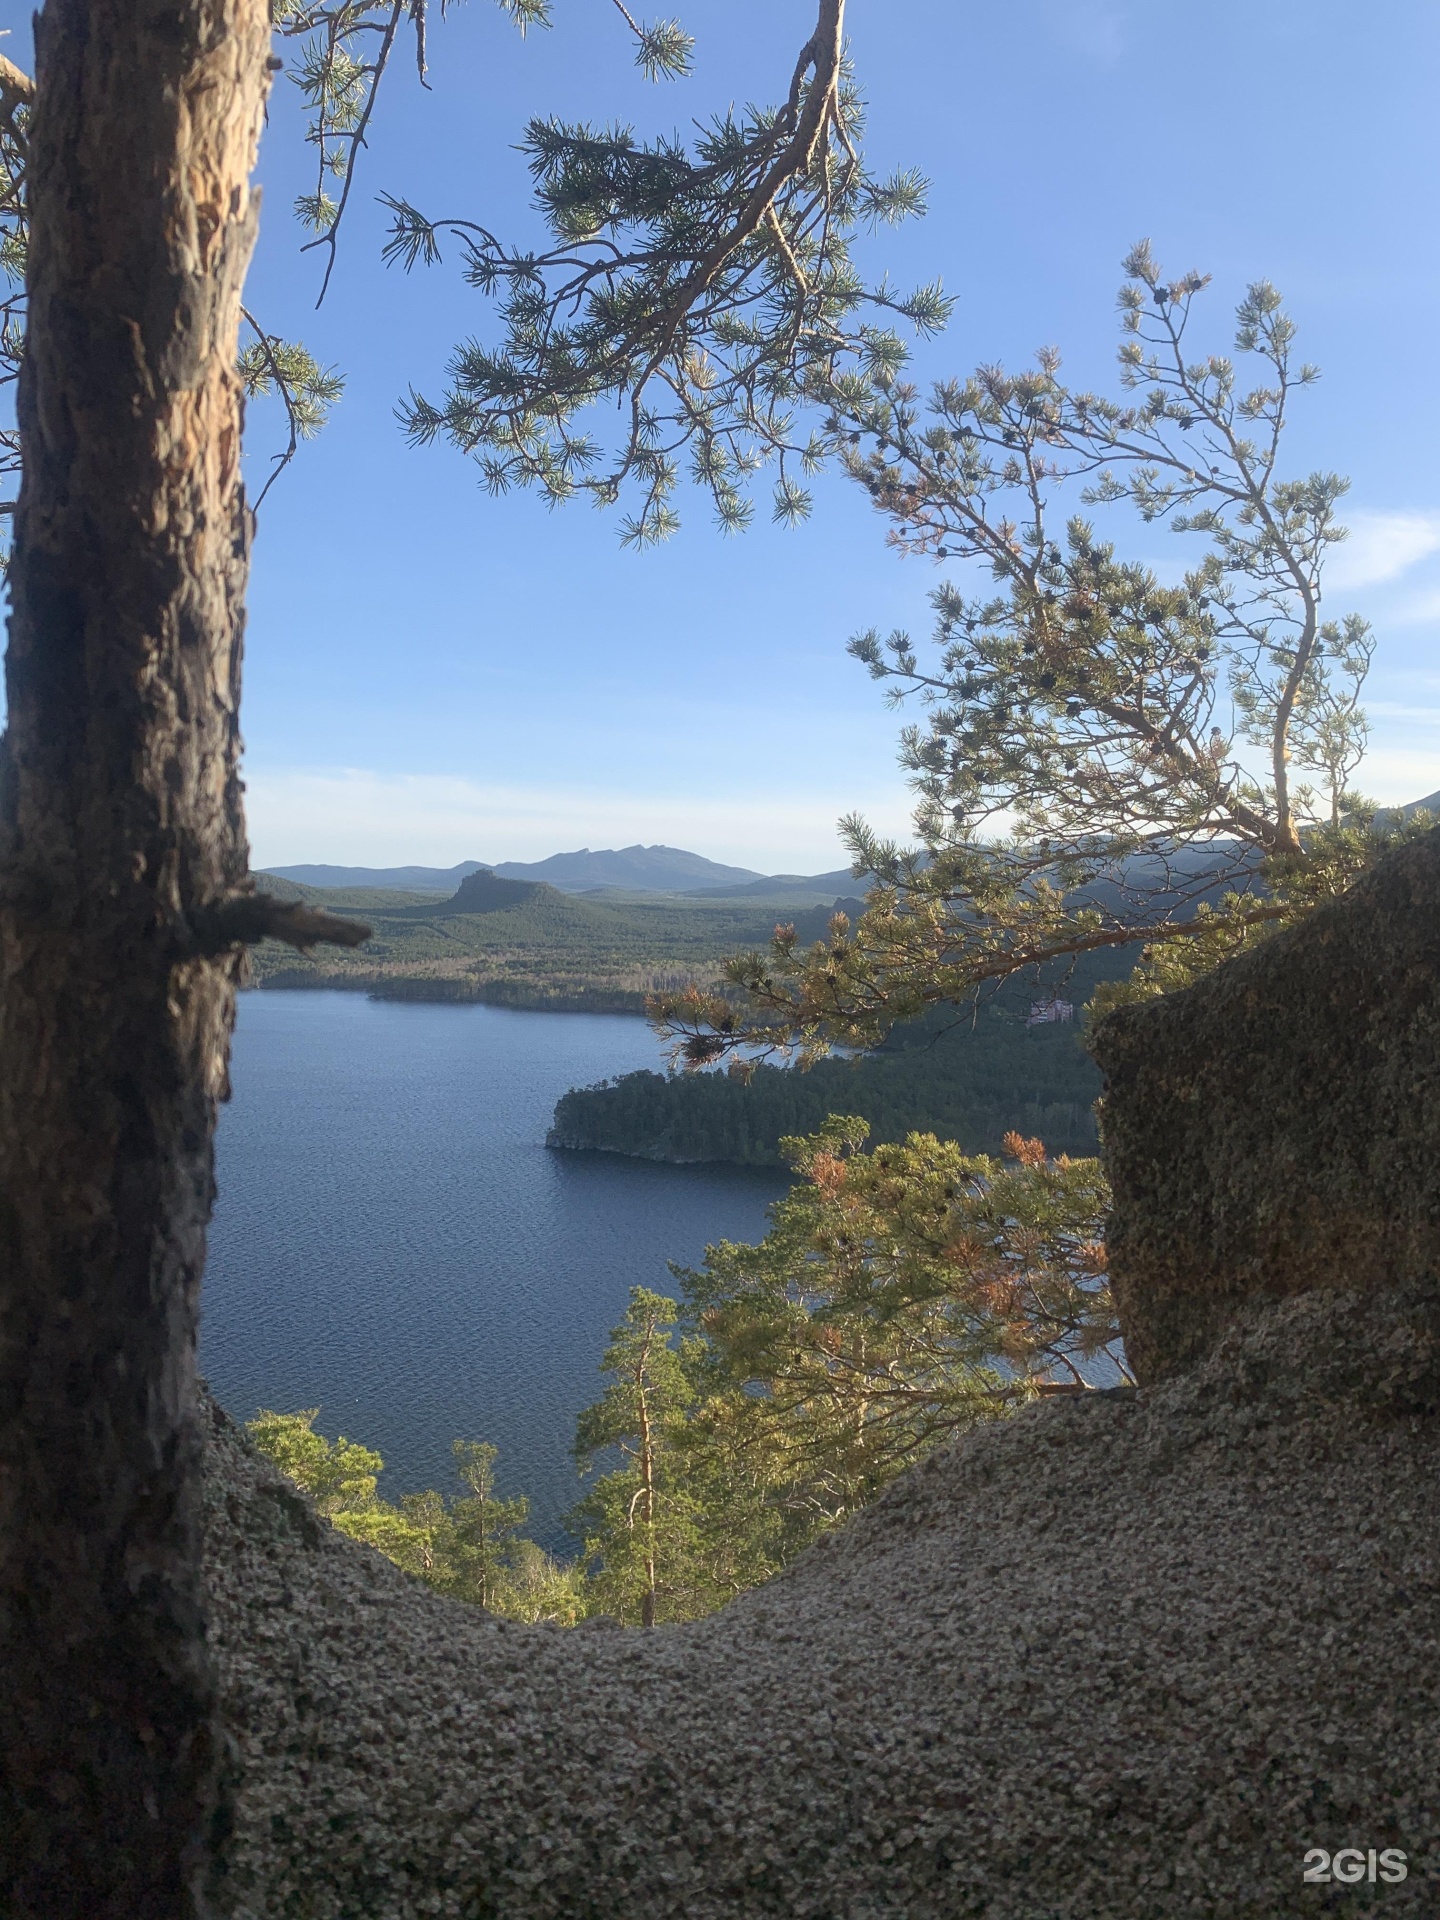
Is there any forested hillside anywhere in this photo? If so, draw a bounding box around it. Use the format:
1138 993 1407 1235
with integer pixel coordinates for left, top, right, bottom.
550 961 1132 1164
249 871 867 1013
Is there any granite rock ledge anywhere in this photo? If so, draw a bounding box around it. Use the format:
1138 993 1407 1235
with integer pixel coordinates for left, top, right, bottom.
206 1277 1440 1918
1090 825 1440 1384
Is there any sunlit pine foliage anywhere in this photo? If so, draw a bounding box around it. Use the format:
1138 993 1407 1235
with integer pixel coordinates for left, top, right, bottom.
379 0 948 543
654 248 1421 1062
675 1118 1119 1523
247 1123 1119 1626
245 1410 586 1622
569 1287 780 1625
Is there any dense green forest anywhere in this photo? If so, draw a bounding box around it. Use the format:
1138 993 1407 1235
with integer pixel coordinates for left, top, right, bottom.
249 870 866 1012
549 958 1132 1164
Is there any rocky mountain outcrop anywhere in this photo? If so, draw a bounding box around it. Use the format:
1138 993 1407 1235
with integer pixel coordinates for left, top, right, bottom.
443 869 549 914
1091 826 1440 1383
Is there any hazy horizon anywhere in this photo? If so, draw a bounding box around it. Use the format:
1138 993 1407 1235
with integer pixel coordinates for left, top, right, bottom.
256 843 856 882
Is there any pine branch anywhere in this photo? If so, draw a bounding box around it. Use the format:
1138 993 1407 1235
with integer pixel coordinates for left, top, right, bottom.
238 308 345 509
192 893 372 956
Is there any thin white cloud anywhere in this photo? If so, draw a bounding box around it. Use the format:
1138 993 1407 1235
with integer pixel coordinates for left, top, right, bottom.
1355 746 1440 805
1328 511 1440 592
1388 586 1440 628
1366 702 1440 727
243 767 916 875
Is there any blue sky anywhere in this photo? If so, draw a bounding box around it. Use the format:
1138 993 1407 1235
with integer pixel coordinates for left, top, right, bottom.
12 0 1440 870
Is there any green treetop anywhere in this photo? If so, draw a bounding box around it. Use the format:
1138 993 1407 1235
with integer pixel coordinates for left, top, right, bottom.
245 1408 385 1515
447 1440 533 1611
244 1410 584 1617
572 1288 703 1627
677 1119 1119 1523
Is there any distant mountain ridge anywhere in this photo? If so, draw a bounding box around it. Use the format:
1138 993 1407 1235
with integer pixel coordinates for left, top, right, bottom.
243 865 870 1014
683 868 857 900
260 796 1440 900
495 844 763 892
1375 789 1440 827
264 844 844 897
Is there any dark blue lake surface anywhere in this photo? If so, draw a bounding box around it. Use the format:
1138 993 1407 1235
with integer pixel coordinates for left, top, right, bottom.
203 991 787 1548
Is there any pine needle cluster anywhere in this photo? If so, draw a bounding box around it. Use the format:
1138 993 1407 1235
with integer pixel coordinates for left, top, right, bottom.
380 2 947 542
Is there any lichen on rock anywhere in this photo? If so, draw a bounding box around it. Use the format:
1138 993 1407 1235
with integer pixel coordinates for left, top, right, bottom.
1091 826 1440 1384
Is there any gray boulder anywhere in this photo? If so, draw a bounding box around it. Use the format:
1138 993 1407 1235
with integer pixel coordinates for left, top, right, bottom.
1091 827 1440 1383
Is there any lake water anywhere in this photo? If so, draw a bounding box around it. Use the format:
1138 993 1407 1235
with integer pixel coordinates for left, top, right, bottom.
202 991 787 1549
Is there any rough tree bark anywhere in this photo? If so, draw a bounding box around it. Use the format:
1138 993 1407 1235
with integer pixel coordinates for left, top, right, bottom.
0 0 277 1911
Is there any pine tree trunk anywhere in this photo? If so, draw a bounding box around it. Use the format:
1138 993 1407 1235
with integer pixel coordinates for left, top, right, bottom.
637 1373 657 1629
0 0 270 1912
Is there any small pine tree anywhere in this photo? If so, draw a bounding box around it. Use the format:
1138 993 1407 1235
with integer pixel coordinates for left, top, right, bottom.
447 1440 532 1609
245 1411 569 1618
571 1289 708 1627
489 1538 590 1627
654 251 1421 1066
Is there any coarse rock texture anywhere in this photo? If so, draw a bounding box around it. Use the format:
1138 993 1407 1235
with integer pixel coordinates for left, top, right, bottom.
206 1276 1440 1919
1091 827 1440 1383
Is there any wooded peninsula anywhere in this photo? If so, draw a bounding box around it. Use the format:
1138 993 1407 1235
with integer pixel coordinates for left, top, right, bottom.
548 975 1116 1165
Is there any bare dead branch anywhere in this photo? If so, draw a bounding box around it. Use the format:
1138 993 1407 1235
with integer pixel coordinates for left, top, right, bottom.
0 53 34 116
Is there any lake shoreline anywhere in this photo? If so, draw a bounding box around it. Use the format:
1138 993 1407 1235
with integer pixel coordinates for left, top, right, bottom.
248 972 651 1015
